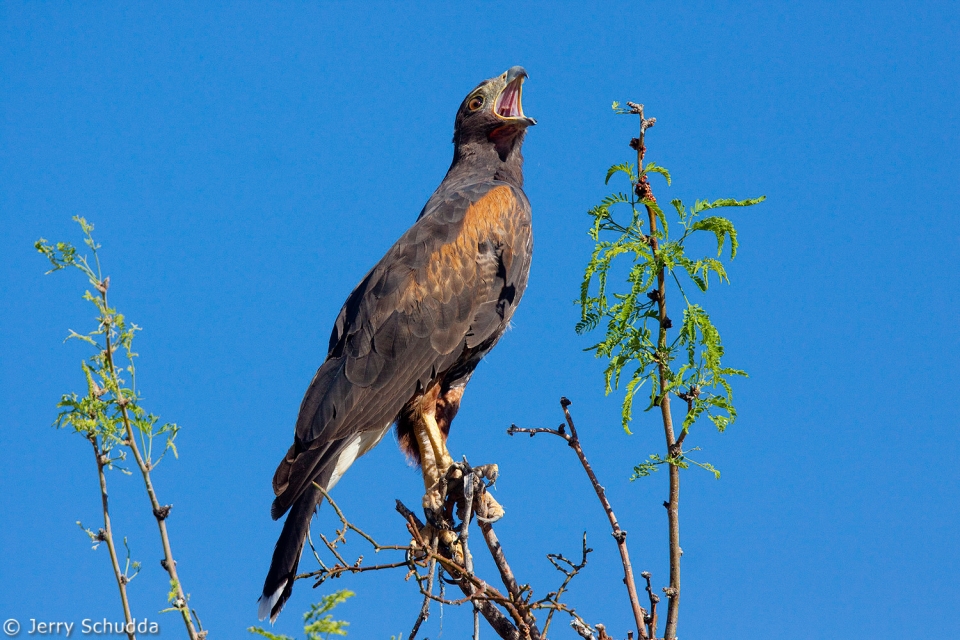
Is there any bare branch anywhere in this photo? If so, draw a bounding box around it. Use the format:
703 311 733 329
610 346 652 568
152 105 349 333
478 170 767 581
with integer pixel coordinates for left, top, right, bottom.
478 521 541 640
89 437 136 640
506 424 567 439
299 470 529 640
538 532 592 637
317 485 407 552
408 538 438 640
512 398 649 639
641 571 660 639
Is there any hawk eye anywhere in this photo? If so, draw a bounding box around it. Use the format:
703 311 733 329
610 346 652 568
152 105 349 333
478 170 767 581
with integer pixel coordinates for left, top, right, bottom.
468 96 484 111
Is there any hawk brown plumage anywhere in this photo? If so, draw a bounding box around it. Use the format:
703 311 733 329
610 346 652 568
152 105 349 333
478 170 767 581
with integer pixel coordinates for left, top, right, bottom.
259 66 535 621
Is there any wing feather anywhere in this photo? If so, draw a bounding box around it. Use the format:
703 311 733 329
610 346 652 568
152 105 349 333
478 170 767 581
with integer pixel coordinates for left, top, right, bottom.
271 181 532 516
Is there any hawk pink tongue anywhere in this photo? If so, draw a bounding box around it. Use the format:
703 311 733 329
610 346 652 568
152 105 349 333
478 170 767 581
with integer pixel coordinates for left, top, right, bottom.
497 83 521 118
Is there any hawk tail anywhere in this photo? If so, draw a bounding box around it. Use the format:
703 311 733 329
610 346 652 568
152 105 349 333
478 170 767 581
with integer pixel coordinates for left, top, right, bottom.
258 483 322 622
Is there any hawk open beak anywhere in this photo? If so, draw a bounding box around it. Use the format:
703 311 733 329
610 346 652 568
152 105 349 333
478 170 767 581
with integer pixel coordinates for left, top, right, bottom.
494 66 537 126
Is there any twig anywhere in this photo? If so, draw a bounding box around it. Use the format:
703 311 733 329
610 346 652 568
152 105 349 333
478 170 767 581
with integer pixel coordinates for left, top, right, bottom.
510 398 649 639
191 609 205 636
408 538 438 640
672 390 698 452
318 533 350 567
90 438 136 640
305 530 328 571
395 500 425 530
641 571 659 639
316 485 408 552
539 533 592 637
432 461 537 639
298 559 412 586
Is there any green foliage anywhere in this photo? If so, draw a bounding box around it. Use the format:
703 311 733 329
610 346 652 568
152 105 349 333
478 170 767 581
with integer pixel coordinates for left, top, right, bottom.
248 629 293 640
248 590 355 640
630 454 663 479
629 448 720 481
630 448 722 481
36 217 180 470
302 590 354 638
159 579 187 612
577 115 764 478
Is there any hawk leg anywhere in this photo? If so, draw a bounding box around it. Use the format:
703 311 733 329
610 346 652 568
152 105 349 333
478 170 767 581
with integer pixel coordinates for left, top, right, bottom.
405 385 454 513
435 383 503 521
415 410 454 513
403 383 504 521
420 410 455 488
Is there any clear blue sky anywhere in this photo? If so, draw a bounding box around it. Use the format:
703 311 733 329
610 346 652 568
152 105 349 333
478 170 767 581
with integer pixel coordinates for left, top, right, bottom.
3 2 958 638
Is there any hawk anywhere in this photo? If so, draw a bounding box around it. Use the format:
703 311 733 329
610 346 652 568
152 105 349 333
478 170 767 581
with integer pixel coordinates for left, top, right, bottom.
259 66 535 621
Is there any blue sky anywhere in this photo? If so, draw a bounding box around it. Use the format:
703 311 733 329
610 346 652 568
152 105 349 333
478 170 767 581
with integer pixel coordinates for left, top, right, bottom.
2 2 958 638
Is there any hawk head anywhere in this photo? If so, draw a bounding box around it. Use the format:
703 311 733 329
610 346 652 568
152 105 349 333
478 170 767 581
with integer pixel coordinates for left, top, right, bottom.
453 66 536 160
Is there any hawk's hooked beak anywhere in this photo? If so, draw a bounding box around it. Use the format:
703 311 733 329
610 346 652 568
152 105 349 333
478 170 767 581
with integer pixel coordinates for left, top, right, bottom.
494 66 536 126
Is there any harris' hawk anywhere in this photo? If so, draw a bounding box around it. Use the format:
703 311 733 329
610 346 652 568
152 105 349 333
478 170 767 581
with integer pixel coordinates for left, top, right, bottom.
259 66 536 621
